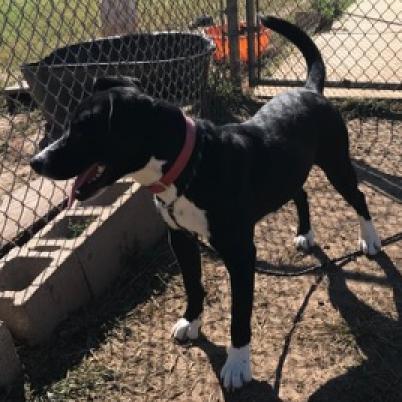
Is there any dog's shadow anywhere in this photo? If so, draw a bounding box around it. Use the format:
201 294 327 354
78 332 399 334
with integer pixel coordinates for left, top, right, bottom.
308 249 402 401
190 335 282 402
253 242 402 401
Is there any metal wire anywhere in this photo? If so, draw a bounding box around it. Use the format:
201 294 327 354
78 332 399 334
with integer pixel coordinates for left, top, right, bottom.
0 0 220 256
254 0 401 90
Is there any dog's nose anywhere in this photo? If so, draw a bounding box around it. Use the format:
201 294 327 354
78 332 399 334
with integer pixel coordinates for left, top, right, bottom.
30 155 44 174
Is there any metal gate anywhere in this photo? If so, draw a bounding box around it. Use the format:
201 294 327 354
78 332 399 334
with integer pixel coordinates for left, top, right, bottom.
246 0 402 90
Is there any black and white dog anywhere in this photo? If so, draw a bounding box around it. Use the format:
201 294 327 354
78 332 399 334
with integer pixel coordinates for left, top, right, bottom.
31 16 381 390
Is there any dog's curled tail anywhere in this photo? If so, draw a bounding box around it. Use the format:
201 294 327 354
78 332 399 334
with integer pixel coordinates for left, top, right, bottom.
260 15 325 94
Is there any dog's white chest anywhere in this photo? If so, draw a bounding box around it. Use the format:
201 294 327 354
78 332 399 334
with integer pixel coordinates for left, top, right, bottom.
156 196 210 238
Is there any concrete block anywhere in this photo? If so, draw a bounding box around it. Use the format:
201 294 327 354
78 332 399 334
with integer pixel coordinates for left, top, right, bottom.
0 321 21 387
0 177 71 249
0 178 165 344
75 185 166 295
0 252 90 344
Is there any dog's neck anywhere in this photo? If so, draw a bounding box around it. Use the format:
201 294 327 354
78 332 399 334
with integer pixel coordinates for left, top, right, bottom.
132 156 166 186
132 115 197 203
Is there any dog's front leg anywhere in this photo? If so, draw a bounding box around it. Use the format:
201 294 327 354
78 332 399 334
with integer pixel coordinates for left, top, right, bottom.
168 229 204 341
213 233 256 390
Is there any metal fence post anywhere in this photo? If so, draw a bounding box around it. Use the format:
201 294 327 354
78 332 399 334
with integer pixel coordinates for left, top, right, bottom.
226 0 242 89
246 0 257 86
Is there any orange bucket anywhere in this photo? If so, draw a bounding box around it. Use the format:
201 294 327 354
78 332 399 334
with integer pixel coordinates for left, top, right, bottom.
204 22 271 62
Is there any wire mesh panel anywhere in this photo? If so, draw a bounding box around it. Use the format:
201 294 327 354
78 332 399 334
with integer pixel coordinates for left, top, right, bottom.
0 0 220 256
251 0 402 89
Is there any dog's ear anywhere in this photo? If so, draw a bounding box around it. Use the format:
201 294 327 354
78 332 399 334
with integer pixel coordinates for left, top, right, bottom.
93 76 141 92
152 99 186 136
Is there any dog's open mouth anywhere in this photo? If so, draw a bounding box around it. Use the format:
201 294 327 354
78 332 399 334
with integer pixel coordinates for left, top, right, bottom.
68 163 108 207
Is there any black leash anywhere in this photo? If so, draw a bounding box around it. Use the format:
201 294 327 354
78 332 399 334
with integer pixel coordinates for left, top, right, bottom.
199 232 402 277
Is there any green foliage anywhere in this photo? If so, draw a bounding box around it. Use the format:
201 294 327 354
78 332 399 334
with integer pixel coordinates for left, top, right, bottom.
66 217 94 239
208 73 242 108
311 0 353 20
202 70 243 123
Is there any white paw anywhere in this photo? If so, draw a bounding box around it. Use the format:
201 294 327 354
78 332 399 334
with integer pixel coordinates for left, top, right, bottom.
220 344 252 390
294 229 315 251
171 317 201 341
359 217 381 256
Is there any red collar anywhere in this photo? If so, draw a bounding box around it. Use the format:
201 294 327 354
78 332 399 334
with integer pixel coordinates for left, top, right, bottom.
146 116 196 194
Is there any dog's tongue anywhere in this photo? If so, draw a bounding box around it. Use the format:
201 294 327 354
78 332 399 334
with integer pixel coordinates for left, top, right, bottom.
68 164 99 208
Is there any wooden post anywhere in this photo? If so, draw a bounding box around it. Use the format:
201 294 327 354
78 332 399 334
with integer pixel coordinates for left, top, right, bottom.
226 0 241 88
100 0 137 36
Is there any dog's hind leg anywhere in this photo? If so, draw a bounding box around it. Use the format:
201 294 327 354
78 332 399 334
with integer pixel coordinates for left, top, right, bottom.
293 188 315 251
318 157 381 255
169 229 204 341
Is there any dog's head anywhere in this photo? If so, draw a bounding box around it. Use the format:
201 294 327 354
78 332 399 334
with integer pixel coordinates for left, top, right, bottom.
30 76 185 203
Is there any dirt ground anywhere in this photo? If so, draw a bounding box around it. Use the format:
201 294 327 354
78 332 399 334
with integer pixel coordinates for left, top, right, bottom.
0 111 43 200
1 116 401 401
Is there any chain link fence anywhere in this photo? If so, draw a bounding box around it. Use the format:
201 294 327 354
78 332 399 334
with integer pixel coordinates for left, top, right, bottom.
251 0 401 90
0 0 225 257
0 1 401 400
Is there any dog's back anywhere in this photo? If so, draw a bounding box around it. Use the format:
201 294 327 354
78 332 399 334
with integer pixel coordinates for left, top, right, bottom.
259 16 352 164
234 16 350 217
